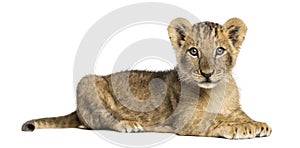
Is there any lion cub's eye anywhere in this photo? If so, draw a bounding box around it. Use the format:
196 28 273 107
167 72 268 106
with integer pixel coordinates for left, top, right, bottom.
188 47 199 57
216 47 226 57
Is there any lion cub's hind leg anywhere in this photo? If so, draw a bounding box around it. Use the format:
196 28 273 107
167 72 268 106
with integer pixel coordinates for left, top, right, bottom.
113 120 144 133
112 120 176 133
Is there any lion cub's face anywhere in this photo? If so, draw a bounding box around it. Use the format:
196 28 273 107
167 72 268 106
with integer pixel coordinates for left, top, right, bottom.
168 18 247 89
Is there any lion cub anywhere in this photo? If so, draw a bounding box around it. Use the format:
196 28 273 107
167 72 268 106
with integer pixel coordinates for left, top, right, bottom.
22 17 271 139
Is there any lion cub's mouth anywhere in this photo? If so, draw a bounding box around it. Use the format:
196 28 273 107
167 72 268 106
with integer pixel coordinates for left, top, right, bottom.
197 81 219 89
192 73 222 89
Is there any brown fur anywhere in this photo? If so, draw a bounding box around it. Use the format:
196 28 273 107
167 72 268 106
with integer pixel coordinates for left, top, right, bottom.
22 18 271 139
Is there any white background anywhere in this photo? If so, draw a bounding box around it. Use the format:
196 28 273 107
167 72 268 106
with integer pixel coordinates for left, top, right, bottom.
1 0 299 147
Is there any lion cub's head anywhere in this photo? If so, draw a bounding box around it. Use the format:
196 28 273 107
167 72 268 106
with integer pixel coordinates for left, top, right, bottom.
168 18 247 89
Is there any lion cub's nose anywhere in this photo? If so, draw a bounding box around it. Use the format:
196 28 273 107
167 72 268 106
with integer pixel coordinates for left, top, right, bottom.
200 70 215 79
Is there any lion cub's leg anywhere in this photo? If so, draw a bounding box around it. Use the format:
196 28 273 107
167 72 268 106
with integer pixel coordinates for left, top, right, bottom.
112 120 144 133
112 121 175 133
77 75 145 133
207 110 272 139
209 121 271 139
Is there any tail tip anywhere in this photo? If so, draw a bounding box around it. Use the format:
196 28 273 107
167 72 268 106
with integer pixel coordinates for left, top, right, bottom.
22 121 35 132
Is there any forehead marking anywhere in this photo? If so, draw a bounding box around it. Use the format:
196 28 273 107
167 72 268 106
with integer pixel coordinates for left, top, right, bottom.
192 22 221 48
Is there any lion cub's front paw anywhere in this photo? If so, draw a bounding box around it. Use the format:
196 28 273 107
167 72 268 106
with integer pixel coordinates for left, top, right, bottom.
253 122 272 138
114 120 144 133
214 122 272 139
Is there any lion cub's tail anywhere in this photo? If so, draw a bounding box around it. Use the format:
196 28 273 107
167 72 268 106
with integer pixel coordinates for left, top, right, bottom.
21 111 85 131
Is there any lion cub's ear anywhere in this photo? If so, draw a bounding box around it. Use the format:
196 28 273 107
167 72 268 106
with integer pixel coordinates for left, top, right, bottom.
223 18 247 50
168 18 192 49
